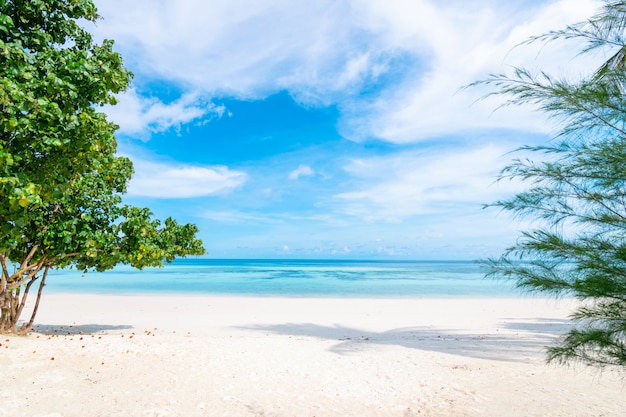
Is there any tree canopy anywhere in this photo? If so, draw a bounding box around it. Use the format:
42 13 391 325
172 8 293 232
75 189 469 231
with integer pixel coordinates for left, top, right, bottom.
478 1 626 368
0 0 205 334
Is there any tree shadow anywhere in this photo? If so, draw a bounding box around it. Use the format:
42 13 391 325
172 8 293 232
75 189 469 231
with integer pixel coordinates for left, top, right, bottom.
501 318 573 335
30 323 134 335
239 319 573 362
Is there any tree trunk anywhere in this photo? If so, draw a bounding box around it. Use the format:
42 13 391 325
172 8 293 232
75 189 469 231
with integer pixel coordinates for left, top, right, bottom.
22 267 49 334
0 285 43 335
0 251 48 334
0 290 20 334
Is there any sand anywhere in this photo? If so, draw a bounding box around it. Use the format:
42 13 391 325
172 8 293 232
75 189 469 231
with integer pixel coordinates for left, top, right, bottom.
1 294 624 417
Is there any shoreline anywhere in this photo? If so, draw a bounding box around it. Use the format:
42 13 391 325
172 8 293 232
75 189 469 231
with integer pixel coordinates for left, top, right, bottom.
42 288 549 298
3 294 624 417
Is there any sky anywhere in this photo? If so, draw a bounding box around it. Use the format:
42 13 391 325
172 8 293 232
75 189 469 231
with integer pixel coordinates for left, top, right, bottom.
88 0 603 260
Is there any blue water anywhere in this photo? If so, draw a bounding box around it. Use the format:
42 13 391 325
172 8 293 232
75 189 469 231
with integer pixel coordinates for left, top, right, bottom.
43 259 520 298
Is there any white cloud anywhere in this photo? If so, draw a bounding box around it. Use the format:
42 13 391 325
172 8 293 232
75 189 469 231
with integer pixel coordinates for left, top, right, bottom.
93 0 602 143
201 209 349 227
200 210 286 225
339 0 602 143
127 159 247 198
84 0 608 258
93 0 362 100
104 89 225 138
333 143 524 222
288 165 315 180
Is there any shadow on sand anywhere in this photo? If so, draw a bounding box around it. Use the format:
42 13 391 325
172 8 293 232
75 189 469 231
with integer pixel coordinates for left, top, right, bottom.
238 318 573 362
30 323 133 335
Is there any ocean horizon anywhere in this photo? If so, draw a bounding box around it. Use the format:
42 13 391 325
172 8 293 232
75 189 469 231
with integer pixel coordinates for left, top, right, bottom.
43 258 525 298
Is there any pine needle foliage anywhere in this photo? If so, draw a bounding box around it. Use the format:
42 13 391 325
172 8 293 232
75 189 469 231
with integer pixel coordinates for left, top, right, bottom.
476 1 626 368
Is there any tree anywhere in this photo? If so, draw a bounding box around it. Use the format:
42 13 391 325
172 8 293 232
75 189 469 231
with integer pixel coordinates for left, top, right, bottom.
0 0 205 334
477 1 626 368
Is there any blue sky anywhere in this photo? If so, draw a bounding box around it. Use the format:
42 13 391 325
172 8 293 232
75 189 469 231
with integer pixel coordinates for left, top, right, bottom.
90 0 602 260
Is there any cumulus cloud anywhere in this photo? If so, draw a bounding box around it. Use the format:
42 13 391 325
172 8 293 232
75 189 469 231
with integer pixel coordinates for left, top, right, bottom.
127 159 247 198
288 165 315 180
104 89 225 138
93 0 601 143
340 0 601 143
93 0 363 100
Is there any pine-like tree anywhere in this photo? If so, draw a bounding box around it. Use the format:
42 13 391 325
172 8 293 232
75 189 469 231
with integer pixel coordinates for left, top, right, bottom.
478 1 626 367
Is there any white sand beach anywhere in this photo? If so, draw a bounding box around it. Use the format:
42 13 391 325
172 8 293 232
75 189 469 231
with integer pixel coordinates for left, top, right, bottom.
1 294 624 417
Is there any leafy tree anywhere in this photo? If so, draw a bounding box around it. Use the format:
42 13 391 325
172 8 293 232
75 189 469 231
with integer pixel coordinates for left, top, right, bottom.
477 1 626 367
0 0 205 334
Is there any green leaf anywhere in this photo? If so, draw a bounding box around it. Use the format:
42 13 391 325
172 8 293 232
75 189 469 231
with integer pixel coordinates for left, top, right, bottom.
0 0 203 334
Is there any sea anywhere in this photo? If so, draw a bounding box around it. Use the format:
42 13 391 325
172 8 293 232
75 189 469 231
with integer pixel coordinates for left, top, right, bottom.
44 258 522 298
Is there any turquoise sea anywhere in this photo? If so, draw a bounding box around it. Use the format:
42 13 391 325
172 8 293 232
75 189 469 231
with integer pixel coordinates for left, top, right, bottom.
44 258 521 298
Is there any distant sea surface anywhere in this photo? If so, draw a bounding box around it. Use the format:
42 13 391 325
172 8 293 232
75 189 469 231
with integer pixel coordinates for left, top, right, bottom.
43 258 523 298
